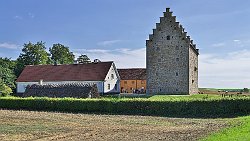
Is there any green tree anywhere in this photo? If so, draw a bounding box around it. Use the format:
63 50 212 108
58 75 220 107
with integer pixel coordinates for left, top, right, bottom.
0 78 12 96
243 88 249 93
77 54 91 64
0 58 16 89
15 41 49 77
49 43 75 64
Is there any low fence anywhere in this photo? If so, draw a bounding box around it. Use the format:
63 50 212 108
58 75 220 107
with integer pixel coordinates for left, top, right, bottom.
24 83 99 98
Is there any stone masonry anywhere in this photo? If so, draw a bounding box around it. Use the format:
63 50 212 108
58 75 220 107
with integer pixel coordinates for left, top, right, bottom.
146 8 199 95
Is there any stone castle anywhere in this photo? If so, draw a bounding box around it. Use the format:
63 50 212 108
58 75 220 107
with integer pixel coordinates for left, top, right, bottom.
146 8 199 95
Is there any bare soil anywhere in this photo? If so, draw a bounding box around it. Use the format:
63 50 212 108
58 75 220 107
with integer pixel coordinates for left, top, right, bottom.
0 109 230 141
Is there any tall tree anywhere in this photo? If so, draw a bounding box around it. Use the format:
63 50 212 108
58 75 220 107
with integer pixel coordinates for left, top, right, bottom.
77 54 91 64
0 58 16 89
49 43 75 64
15 41 49 77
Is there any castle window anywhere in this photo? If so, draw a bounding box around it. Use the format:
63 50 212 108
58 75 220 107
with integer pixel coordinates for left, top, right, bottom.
194 67 198 71
108 84 111 90
176 89 178 91
111 74 114 79
176 58 179 61
182 37 185 40
192 80 195 83
167 36 170 40
176 72 179 76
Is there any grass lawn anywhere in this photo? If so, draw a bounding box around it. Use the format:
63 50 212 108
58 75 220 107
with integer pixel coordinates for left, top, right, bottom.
202 116 250 141
0 109 230 141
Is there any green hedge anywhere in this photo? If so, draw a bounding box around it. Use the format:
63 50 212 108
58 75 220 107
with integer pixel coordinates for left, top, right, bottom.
1 97 250 118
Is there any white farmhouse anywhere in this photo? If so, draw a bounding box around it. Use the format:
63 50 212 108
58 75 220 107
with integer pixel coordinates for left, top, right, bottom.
16 61 120 95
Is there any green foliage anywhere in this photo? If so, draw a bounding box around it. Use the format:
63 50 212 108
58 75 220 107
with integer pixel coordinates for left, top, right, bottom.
0 79 12 96
49 43 75 64
243 88 249 93
202 116 250 141
15 41 49 76
1 95 250 118
77 54 91 64
0 58 16 89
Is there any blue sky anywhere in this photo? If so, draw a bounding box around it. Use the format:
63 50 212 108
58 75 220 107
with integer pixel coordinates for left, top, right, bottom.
0 0 250 88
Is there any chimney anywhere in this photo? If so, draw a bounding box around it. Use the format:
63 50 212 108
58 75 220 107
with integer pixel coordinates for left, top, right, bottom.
73 60 78 65
39 79 43 85
93 59 101 63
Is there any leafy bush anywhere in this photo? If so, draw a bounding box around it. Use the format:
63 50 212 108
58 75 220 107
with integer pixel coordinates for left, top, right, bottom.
0 81 13 97
0 96 250 118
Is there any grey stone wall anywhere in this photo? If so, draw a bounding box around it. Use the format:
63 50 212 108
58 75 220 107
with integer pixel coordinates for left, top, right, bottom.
23 83 100 98
189 47 199 94
146 8 199 95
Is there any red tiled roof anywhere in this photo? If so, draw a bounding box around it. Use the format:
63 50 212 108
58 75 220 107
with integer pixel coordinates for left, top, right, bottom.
16 62 113 82
117 68 146 80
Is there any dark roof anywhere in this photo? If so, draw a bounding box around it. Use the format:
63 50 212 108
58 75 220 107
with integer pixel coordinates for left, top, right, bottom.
117 68 146 80
16 62 113 82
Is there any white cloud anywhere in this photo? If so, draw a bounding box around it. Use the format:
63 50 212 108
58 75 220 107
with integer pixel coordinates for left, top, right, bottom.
28 13 35 18
211 42 225 47
13 15 23 20
97 40 122 46
74 48 146 68
199 50 250 88
233 39 240 42
0 43 19 49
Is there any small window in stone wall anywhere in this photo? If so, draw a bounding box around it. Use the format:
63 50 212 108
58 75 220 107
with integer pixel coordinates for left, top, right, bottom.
176 89 178 91
111 74 114 79
167 36 170 40
176 72 178 76
194 67 198 71
176 58 179 61
156 47 160 51
108 84 111 90
192 80 195 83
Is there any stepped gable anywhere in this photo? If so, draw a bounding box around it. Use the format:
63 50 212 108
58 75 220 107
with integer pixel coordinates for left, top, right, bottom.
146 8 199 55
